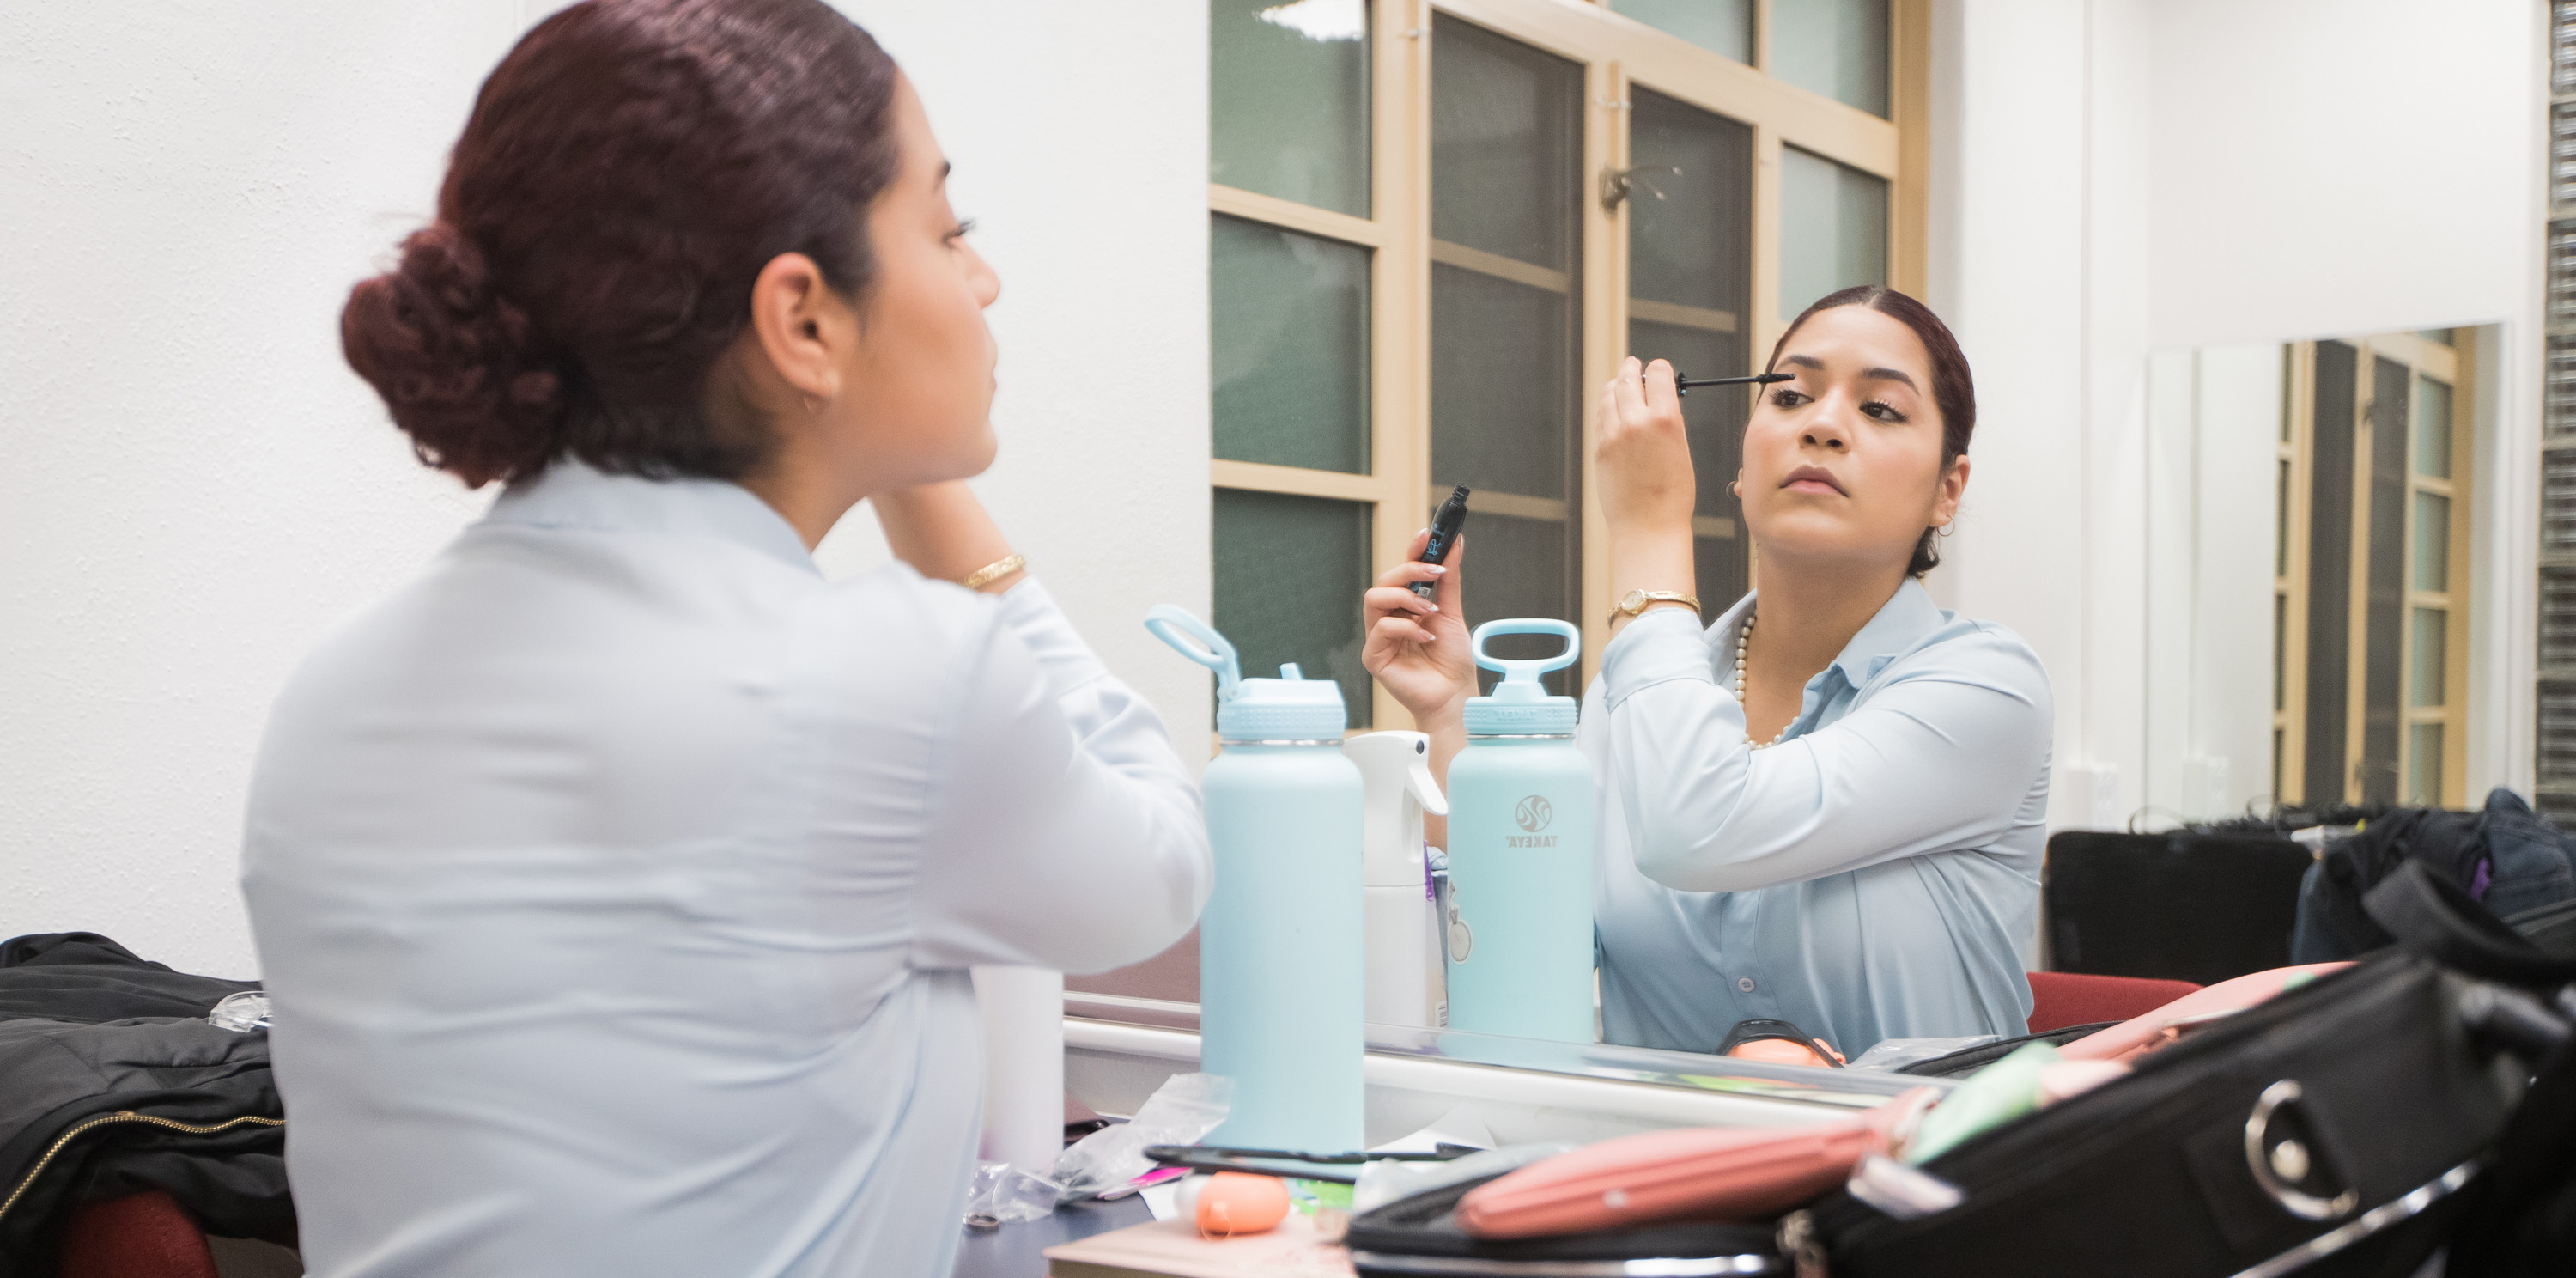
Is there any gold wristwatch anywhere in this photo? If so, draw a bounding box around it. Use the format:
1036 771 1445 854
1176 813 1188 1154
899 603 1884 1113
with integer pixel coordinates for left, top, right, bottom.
1609 589 1701 625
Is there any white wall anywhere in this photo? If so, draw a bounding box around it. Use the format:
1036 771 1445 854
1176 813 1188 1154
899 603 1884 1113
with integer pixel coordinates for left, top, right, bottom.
0 1 1211 979
1929 0 2544 827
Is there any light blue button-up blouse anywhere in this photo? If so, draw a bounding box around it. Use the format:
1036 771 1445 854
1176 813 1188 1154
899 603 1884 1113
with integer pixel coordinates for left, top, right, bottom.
241 461 1210 1276
1585 581 2053 1059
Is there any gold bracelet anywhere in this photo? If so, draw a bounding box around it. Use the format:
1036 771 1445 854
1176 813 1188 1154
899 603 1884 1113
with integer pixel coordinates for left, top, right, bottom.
957 552 1026 590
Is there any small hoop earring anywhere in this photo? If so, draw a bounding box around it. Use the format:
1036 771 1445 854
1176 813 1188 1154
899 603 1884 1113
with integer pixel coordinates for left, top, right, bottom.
801 394 823 416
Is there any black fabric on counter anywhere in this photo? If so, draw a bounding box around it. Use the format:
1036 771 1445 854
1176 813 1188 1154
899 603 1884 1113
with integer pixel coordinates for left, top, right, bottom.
0 933 291 1276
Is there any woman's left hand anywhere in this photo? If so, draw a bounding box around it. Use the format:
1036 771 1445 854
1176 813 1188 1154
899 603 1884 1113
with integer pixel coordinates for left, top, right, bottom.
1595 356 1698 539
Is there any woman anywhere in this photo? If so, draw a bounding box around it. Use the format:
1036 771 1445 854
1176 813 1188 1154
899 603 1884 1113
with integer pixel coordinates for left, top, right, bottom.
239 3 1210 1274
1364 287 2051 1060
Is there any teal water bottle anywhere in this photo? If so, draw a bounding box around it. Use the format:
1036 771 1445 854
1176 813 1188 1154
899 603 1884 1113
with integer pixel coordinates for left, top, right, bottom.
1443 619 1594 1044
1145 606 1364 1151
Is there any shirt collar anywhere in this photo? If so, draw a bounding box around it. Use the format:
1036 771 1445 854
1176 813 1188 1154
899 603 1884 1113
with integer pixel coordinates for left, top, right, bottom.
1711 577 1950 691
481 458 819 575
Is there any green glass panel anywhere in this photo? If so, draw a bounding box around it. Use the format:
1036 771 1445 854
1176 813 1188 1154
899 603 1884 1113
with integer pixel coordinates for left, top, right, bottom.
1210 0 1370 216
1627 86 1752 621
2414 376 2452 478
2359 356 2410 805
2413 491 2449 593
2407 722 2445 805
1432 265 1571 498
1430 14 1584 683
1212 488 1372 727
1628 89 1753 314
1773 0 1890 118
1431 16 1583 268
2412 607 2446 709
1608 0 1753 64
1457 509 1577 698
1212 214 1370 473
1778 146 1887 318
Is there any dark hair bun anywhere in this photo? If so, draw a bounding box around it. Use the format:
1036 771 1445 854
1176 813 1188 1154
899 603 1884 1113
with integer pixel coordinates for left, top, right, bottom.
342 222 568 487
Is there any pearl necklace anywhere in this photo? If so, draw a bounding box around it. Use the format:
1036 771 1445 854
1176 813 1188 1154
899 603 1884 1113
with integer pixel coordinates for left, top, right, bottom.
1733 612 1792 750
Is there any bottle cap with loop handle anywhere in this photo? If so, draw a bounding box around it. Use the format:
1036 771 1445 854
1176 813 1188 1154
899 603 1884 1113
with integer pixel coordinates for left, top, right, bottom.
1145 605 1348 742
1462 618 1582 737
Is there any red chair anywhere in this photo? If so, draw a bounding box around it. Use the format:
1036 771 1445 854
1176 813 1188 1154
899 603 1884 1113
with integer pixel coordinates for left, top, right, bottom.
2026 970 2202 1035
58 1191 220 1278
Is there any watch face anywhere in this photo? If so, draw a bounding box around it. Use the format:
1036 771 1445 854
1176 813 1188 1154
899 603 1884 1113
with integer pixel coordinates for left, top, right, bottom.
1619 590 1647 612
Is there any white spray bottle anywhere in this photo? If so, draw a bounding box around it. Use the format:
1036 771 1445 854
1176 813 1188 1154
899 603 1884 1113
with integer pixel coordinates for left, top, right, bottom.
1344 731 1449 1029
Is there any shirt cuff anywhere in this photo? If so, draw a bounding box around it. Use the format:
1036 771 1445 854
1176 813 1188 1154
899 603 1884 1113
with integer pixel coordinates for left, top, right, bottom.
1601 606 1720 708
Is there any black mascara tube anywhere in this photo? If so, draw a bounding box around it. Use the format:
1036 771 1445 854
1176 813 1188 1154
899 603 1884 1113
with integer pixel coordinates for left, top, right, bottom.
1414 485 1470 600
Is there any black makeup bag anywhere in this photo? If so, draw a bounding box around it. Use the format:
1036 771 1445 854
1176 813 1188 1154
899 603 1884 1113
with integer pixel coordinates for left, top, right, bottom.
1345 1169 1784 1277
1788 861 2576 1278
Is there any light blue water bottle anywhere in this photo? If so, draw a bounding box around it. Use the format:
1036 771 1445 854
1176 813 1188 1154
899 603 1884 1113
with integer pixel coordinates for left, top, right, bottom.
1443 618 1595 1044
1145 606 1364 1151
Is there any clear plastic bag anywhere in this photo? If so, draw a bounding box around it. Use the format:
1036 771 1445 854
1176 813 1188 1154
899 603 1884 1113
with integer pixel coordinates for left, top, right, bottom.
1050 1072 1234 1202
963 1161 1064 1228
1846 1034 1996 1072
208 991 271 1032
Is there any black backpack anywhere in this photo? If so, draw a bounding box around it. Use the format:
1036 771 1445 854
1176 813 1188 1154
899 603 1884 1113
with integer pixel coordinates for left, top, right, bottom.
1793 862 2576 1277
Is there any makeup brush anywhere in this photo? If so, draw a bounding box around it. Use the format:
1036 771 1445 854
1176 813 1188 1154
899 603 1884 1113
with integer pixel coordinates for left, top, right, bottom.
1673 371 1795 398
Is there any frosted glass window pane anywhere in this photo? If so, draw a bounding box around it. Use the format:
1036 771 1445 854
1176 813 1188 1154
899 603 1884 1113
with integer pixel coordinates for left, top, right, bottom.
1433 265 1572 497
1211 0 1370 216
1631 319 1740 514
1772 0 1890 118
1431 16 1583 268
1430 14 1584 679
2412 607 2446 708
1608 0 1753 64
2360 356 2409 806
1628 89 1753 314
1778 147 1886 318
2413 491 2449 593
2414 377 2451 478
1458 510 1577 698
1625 86 1754 615
1212 489 1373 727
1212 215 1370 473
2407 722 2444 805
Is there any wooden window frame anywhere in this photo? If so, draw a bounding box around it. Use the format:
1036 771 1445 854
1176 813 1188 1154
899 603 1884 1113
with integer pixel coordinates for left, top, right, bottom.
1212 0 1928 731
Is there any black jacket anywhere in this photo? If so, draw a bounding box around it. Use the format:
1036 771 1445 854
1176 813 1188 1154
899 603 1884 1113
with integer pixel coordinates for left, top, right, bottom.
2291 788 2576 963
0 933 290 1275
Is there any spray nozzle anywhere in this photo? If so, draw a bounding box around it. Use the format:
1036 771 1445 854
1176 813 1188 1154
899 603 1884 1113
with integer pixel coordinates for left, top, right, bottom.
1145 605 1243 701
1470 618 1582 703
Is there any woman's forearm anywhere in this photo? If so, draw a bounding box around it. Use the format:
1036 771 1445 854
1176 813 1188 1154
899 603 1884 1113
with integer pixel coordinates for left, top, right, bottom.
871 481 1026 593
1607 527 1699 636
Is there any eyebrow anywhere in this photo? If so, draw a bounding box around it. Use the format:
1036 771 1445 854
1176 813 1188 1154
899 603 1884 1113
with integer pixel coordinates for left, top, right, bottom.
1779 354 1918 391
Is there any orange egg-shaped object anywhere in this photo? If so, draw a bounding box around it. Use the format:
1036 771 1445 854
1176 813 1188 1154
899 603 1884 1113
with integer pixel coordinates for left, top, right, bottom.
1188 1172 1291 1238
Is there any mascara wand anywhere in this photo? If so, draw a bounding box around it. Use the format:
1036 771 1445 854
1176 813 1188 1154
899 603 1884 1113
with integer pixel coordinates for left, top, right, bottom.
1673 370 1795 398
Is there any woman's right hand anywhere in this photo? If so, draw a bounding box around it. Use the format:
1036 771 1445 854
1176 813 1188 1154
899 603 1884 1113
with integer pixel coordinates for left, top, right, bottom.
1363 530 1474 727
